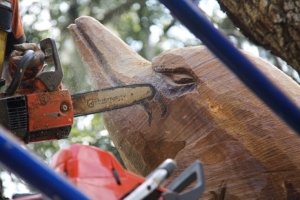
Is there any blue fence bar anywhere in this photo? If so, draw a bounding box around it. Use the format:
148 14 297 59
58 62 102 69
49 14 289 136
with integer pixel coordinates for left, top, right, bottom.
0 126 90 200
159 0 300 135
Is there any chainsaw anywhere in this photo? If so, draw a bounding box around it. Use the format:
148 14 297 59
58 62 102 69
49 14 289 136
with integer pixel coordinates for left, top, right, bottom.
11 144 205 200
0 37 155 143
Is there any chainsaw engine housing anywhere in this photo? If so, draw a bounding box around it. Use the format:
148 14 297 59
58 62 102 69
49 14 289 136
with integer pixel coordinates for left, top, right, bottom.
0 90 73 143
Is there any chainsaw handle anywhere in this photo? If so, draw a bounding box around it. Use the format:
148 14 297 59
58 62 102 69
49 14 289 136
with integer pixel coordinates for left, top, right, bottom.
162 160 205 200
5 50 35 96
36 38 63 92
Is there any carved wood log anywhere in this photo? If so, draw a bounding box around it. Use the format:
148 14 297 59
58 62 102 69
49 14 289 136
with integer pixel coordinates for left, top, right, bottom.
69 16 300 199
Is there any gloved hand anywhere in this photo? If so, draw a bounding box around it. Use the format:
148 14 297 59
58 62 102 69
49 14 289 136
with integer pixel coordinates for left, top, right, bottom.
7 42 59 94
9 43 45 81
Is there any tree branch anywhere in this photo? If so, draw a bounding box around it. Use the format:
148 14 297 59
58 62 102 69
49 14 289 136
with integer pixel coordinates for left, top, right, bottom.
217 0 300 75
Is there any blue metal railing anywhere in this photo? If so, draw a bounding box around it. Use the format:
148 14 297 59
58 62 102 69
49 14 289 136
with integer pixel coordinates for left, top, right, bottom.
0 126 90 200
159 0 300 136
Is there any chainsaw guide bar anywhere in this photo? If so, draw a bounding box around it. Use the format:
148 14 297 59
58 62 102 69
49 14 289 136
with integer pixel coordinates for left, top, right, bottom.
72 84 155 117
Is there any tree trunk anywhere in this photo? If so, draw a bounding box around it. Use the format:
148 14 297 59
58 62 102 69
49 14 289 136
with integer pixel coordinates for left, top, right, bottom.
217 0 300 74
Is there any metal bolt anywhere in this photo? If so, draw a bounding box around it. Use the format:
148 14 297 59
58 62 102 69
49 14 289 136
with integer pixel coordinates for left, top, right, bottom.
60 104 68 112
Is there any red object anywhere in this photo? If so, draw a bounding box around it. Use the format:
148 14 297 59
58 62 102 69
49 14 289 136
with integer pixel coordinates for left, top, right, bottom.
26 90 73 132
50 144 167 200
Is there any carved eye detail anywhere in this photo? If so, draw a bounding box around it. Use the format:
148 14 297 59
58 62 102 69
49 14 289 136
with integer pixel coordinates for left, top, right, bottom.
155 66 197 85
165 73 196 84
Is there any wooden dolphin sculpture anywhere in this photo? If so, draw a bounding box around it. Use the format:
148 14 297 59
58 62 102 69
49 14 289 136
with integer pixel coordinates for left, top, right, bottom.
69 16 300 199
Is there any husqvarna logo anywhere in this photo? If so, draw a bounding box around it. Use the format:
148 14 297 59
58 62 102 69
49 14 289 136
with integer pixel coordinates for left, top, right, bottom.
87 99 94 108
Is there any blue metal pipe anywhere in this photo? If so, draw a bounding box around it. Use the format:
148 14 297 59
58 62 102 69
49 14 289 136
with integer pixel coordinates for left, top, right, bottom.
0 126 90 200
159 0 300 135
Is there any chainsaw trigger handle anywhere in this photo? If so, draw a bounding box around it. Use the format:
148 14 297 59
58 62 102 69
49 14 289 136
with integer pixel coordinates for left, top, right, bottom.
36 38 63 92
5 50 35 96
163 160 205 200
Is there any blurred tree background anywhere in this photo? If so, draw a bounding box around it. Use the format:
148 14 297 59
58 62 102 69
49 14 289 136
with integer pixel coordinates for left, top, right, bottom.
1 0 300 197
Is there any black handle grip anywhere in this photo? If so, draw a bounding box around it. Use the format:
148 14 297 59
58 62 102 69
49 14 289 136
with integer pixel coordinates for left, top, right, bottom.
5 50 35 96
36 38 63 92
162 160 205 200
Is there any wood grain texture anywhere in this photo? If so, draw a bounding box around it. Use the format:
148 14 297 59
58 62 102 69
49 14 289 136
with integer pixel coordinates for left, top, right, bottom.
69 16 300 199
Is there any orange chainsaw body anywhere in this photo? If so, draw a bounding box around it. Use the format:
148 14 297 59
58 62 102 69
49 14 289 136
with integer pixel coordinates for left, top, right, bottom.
27 90 73 133
0 89 74 143
26 90 74 141
50 144 167 200
13 144 205 200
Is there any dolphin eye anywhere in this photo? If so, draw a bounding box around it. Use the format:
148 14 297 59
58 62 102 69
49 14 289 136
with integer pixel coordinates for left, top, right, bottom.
153 65 198 98
166 73 195 84
154 66 197 85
